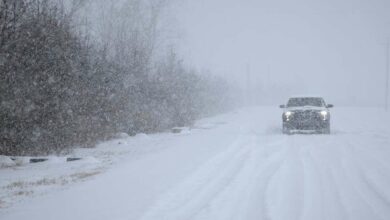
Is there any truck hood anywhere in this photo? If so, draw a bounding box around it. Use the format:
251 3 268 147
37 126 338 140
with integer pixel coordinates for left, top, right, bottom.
285 106 327 112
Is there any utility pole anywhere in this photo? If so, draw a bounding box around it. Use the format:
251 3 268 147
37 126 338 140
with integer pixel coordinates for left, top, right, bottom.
386 38 389 111
246 63 251 106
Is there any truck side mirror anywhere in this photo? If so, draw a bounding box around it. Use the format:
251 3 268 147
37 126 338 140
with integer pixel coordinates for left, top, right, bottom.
279 105 286 108
327 104 334 108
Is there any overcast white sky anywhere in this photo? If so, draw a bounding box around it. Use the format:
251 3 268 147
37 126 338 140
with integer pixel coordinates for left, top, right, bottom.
176 0 390 106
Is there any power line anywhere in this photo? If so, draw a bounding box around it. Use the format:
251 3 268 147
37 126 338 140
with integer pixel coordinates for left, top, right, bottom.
386 38 389 111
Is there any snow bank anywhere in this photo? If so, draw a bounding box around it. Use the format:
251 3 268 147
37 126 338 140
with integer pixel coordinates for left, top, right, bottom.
135 133 150 140
46 157 68 164
81 156 100 164
0 156 16 168
11 157 31 166
172 127 191 134
114 132 130 139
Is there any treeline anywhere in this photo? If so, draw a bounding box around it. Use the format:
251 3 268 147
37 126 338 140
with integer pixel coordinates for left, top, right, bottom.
0 0 235 156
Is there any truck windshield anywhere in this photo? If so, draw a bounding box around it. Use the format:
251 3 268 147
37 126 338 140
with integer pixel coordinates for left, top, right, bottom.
287 98 324 107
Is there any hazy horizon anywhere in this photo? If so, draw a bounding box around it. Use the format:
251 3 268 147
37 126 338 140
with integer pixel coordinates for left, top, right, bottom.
176 0 390 107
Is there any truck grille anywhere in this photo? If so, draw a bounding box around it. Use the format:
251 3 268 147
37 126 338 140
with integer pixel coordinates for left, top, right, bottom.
293 110 321 121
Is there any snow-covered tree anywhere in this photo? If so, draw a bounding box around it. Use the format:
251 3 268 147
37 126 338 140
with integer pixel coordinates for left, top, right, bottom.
0 0 235 156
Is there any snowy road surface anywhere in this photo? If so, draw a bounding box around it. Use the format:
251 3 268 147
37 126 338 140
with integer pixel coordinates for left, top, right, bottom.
1 107 390 220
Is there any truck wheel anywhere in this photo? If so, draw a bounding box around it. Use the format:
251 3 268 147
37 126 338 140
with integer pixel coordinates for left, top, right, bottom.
322 125 331 134
282 125 291 135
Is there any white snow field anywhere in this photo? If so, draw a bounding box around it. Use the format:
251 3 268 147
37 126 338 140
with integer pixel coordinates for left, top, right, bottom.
1 107 390 220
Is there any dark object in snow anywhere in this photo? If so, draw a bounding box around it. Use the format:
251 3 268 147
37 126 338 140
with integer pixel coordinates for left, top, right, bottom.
279 97 334 134
66 158 82 162
172 127 185 133
29 158 49 163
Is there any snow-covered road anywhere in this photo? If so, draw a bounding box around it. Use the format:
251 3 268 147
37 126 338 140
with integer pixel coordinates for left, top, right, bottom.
2 107 390 220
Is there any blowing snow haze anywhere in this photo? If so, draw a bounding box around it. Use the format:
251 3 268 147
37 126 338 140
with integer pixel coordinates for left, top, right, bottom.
3 1 390 220
177 0 390 106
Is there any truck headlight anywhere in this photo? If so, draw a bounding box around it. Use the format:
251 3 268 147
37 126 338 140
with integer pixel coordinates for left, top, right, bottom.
285 111 293 121
320 111 328 120
285 111 292 117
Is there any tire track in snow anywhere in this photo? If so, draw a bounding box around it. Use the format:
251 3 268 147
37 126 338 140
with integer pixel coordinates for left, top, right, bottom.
336 139 390 220
138 134 256 220
139 134 289 220
192 136 289 220
300 142 349 220
246 136 290 220
264 137 305 220
300 144 326 220
320 138 383 220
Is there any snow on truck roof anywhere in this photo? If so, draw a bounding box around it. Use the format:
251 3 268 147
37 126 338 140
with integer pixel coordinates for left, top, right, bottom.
288 96 323 99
